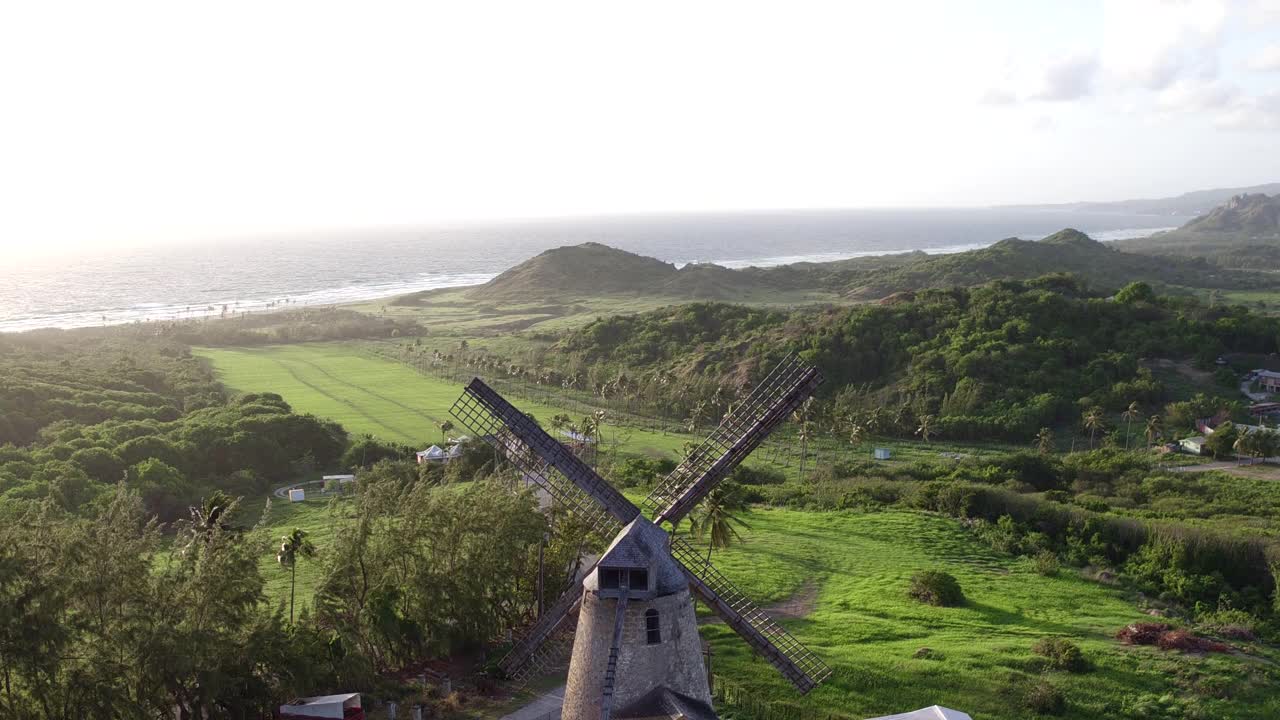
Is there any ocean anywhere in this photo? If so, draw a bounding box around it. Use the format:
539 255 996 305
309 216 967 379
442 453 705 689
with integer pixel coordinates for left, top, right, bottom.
0 208 1186 333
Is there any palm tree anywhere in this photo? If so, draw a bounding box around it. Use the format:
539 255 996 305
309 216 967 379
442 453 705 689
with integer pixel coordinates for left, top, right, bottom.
692 485 750 562
436 420 454 445
1035 427 1054 455
1121 401 1141 450
1145 415 1164 449
848 418 867 449
915 414 937 444
277 528 316 623
182 491 234 554
1082 407 1105 449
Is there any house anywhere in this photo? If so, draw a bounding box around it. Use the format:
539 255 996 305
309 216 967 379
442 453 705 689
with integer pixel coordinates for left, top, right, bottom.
1257 370 1280 393
1180 436 1207 455
288 488 306 502
1249 402 1280 418
280 693 363 720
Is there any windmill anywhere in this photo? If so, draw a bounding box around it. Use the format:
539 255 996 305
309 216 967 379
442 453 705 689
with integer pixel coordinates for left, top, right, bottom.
450 355 830 719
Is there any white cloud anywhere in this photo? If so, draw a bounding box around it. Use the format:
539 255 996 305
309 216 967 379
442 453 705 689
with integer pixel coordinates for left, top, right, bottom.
1215 91 1280 130
1102 0 1227 90
1157 78 1239 111
1032 54 1099 101
1248 43 1280 72
979 87 1018 105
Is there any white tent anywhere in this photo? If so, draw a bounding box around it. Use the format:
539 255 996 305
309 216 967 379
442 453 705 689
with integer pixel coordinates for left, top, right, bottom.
280 692 362 719
416 445 446 463
867 707 971 720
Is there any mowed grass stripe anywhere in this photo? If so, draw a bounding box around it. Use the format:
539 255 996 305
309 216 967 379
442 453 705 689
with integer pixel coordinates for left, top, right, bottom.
197 343 696 456
266 354 409 441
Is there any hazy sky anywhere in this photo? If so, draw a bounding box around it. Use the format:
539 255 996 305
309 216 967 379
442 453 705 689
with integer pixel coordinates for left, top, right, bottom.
2 0 1278 257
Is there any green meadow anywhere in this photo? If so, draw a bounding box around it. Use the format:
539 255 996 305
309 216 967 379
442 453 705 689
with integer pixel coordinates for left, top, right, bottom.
196 343 692 456
253 494 1280 719
700 509 1280 719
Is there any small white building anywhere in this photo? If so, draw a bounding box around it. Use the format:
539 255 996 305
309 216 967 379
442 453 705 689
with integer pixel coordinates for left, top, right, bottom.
280 693 362 720
1180 436 1208 455
874 448 892 460
287 488 306 502
322 474 356 484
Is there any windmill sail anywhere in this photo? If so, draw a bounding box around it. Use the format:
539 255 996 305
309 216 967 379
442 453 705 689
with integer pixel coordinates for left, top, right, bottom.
499 579 586 681
672 537 831 693
452 378 640 527
648 355 823 525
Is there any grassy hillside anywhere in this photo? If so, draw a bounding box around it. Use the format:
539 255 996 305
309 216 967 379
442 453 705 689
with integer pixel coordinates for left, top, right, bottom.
1118 194 1280 270
405 231 1275 314
704 509 1279 719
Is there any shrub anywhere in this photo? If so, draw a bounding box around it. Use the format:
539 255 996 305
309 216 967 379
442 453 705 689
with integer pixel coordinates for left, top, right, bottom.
1034 550 1061 577
1031 637 1088 672
907 570 964 607
1022 679 1066 715
1116 623 1229 653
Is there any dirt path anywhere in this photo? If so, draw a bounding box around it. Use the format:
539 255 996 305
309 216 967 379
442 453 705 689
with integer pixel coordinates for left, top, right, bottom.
699 579 820 625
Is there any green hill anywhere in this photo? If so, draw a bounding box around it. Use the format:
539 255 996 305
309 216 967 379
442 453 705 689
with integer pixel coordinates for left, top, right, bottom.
1118 194 1280 269
455 228 1274 307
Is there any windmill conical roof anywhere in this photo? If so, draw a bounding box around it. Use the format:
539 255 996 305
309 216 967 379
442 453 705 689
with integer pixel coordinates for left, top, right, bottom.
587 517 687 595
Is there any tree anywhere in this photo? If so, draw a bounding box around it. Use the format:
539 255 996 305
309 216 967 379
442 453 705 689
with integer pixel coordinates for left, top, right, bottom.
1035 427 1054 455
436 420 454 445
1121 401 1141 450
181 490 235 554
1145 415 1164 449
692 484 750 562
848 418 867 449
916 414 937 444
1082 407 1105 450
277 528 316 623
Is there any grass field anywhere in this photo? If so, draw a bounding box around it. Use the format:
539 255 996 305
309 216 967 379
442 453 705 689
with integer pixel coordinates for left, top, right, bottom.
700 508 1280 719
196 343 693 456
254 492 1279 719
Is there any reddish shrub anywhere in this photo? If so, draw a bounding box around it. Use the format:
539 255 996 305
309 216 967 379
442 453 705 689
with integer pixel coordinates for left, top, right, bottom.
1116 622 1170 645
1115 623 1229 653
1155 629 1229 653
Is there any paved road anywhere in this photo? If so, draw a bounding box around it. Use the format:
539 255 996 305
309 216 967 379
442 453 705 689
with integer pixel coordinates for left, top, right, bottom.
1240 380 1269 403
1168 459 1275 473
499 685 564 720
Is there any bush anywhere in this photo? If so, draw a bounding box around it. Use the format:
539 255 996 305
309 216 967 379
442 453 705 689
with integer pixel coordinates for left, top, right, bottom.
1034 550 1061 577
1022 679 1066 715
1115 623 1229 653
1031 637 1088 672
907 570 964 607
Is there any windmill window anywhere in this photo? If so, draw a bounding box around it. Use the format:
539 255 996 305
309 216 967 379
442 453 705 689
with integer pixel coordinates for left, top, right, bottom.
629 569 649 590
645 609 661 644
600 568 621 590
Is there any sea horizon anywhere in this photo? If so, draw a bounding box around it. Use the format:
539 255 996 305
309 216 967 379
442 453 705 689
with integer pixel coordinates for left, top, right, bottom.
0 208 1183 333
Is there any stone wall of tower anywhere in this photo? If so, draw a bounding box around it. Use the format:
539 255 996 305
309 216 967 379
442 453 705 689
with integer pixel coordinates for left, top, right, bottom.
563 588 712 720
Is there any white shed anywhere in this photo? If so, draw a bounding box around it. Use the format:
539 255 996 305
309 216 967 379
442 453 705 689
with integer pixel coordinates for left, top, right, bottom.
1180 436 1207 455
874 448 892 460
280 693 362 719
867 706 971 720
288 488 305 502
322 474 355 484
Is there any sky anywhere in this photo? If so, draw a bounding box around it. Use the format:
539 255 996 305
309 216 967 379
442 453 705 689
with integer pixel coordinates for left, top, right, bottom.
1 0 1278 257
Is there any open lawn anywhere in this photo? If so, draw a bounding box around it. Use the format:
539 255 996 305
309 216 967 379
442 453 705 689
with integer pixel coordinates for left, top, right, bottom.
196 343 693 457
701 508 1280 719
258 493 1279 719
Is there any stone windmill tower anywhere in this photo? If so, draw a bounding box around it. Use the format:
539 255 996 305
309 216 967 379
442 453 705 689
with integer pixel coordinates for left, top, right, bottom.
451 355 831 720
